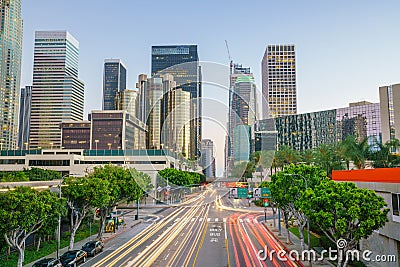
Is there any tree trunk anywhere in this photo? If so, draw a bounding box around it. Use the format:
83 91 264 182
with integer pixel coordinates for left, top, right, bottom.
36 236 41 252
297 224 305 251
97 210 107 239
17 246 24 267
69 227 77 250
283 211 292 244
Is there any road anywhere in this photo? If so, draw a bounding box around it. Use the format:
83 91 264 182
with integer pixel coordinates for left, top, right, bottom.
81 185 300 267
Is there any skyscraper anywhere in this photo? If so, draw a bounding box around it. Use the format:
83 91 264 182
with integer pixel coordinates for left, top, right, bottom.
30 31 84 149
201 139 216 178
114 89 138 117
103 59 127 110
151 45 201 158
0 0 23 150
380 84 400 146
18 86 32 150
226 64 256 173
145 77 163 150
262 44 296 118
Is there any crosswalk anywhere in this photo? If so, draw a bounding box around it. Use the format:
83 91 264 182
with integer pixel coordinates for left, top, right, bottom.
172 217 261 224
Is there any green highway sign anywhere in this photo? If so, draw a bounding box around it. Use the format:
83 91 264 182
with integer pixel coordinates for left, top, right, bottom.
261 188 271 199
237 188 248 198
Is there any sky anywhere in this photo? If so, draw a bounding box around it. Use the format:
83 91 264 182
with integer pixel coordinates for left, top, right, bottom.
21 0 400 176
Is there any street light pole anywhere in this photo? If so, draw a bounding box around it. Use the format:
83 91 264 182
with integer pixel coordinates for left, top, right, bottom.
57 174 69 259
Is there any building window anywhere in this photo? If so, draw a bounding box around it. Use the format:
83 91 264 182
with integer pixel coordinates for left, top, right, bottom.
392 193 400 216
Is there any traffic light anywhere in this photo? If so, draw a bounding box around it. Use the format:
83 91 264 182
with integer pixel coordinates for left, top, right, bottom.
263 198 269 207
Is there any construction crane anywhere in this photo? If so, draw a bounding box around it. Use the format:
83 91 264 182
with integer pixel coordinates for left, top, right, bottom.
225 40 233 73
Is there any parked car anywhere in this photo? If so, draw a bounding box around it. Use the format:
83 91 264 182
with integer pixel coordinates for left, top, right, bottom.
32 258 62 267
81 240 104 256
60 250 87 267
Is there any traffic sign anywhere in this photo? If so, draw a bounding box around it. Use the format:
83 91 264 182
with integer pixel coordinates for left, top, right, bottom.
261 188 271 199
166 185 171 191
237 188 248 198
157 186 163 192
253 188 261 198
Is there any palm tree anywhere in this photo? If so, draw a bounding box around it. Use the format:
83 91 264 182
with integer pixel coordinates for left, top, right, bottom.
342 136 370 169
371 138 400 168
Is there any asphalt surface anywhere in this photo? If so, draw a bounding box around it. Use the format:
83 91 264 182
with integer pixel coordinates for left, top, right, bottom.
75 186 300 267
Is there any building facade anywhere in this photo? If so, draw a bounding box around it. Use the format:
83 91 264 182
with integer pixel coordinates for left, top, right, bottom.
89 110 146 150
261 102 381 151
114 89 138 117
144 77 163 150
30 31 84 149
201 139 216 178
151 45 201 158
0 0 23 150
262 44 296 118
379 84 400 146
226 64 256 175
233 124 252 163
60 121 91 149
103 59 127 110
18 86 32 150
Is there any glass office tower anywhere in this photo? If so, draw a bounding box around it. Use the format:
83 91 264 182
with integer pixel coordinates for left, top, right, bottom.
17 86 32 149
30 31 85 149
0 0 23 149
151 45 201 159
103 59 127 110
262 44 297 118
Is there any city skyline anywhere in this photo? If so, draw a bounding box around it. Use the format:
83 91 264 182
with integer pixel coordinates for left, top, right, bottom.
19 0 400 175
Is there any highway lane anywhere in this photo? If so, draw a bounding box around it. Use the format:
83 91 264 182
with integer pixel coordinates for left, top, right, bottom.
81 186 301 267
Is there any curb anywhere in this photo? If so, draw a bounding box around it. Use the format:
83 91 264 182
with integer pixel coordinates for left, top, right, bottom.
103 219 143 244
261 221 305 267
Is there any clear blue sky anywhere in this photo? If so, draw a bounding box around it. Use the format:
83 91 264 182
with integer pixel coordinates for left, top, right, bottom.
21 0 400 175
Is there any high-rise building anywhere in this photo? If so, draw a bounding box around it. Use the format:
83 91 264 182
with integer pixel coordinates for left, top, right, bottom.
379 84 400 146
226 64 257 173
0 0 23 150
115 89 138 117
151 45 201 158
144 77 163 149
262 44 296 118
136 74 148 123
201 139 216 178
30 31 85 149
17 86 32 150
103 59 127 110
163 88 192 158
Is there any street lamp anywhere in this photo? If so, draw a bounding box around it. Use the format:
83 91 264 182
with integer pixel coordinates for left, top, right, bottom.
57 174 70 259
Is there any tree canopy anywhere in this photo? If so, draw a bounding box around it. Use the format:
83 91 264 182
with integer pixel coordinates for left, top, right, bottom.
300 180 389 267
0 187 65 267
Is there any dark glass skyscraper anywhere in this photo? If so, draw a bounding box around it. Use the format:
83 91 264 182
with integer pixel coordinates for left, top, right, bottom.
151 45 201 158
18 86 32 149
103 59 127 110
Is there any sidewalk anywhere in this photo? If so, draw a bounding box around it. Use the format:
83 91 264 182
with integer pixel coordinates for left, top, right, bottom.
24 212 143 267
263 218 334 267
